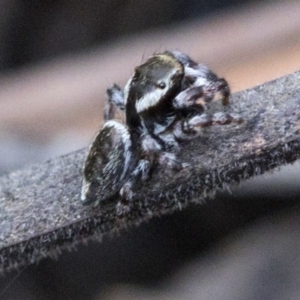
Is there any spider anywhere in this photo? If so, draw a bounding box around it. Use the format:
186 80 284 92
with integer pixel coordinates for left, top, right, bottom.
81 51 239 215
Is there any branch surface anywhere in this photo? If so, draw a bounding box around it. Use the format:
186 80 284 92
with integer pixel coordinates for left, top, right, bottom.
1 70 300 272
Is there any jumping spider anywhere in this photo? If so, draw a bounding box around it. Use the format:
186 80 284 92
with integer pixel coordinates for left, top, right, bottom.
81 50 240 215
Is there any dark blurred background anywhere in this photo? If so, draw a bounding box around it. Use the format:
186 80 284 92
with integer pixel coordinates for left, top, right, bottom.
1 0 300 299
0 0 258 71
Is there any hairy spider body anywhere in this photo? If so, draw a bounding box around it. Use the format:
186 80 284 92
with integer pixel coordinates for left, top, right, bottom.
125 54 184 142
81 120 135 203
81 51 238 214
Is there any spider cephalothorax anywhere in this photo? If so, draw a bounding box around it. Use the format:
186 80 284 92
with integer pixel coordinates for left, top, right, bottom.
81 51 239 214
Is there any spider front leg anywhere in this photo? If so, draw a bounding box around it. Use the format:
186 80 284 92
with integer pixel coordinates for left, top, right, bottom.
173 85 204 110
191 71 230 107
169 50 231 106
172 84 241 140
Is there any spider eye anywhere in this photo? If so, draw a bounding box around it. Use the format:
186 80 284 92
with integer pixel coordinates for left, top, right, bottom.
156 81 166 89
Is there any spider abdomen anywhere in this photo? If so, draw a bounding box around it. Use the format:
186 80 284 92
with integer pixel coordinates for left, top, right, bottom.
81 120 135 204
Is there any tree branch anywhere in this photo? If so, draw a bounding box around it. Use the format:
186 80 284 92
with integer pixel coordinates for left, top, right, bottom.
1 70 300 272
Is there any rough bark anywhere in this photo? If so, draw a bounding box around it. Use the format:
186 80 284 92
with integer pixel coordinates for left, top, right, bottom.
1 70 300 272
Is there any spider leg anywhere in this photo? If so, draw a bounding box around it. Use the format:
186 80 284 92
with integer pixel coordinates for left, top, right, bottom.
216 78 230 106
104 84 125 121
172 81 239 140
140 133 183 170
116 132 188 216
173 113 211 140
211 111 243 125
116 158 151 216
173 86 204 109
174 111 243 141
167 50 231 107
177 57 230 108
